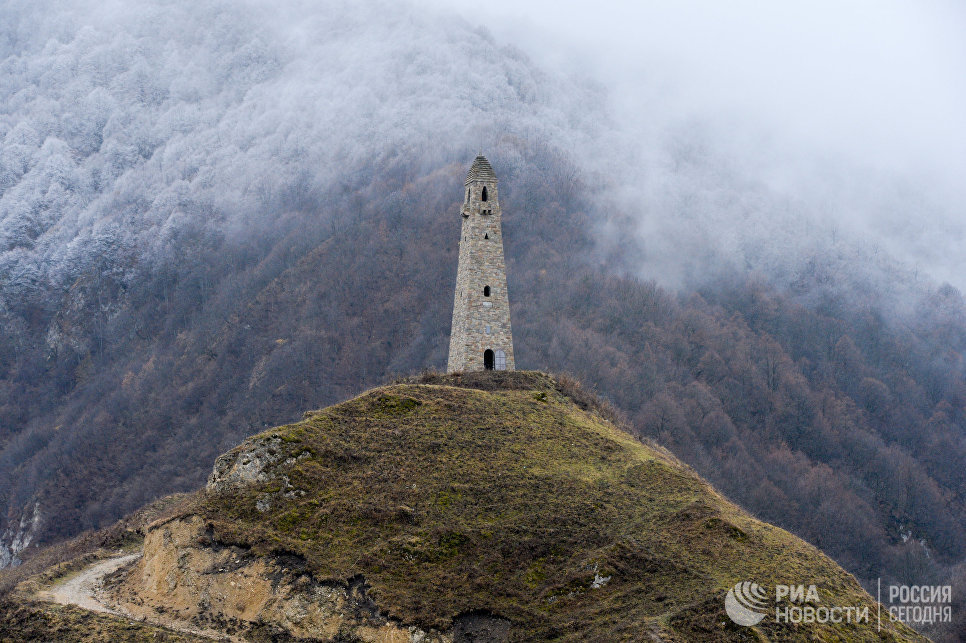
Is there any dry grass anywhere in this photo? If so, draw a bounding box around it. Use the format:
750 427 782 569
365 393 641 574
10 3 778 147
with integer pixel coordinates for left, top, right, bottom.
177 372 924 642
0 599 207 642
0 494 206 641
0 492 196 597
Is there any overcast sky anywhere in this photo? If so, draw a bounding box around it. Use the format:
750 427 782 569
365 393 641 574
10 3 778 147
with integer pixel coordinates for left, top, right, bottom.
420 0 966 193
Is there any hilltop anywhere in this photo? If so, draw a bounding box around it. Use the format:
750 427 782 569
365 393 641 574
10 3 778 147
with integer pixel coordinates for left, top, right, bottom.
2 371 924 641
3 4 966 639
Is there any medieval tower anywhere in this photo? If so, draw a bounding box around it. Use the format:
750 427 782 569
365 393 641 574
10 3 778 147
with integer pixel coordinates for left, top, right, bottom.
447 155 515 372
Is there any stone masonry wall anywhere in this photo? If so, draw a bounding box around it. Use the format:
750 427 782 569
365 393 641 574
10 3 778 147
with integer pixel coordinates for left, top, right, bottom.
447 158 515 372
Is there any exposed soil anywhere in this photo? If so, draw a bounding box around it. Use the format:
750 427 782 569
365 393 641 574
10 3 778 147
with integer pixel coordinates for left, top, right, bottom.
35 553 232 641
38 553 140 614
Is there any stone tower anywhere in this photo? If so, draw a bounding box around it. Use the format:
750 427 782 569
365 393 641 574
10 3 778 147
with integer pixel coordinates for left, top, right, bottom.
447 155 515 372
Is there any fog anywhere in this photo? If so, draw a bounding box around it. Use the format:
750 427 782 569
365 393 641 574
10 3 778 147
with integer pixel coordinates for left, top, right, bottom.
426 0 966 292
2 0 965 303
440 1 966 178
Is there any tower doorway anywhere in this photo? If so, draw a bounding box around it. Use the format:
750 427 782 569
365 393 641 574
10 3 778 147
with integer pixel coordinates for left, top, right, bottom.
483 349 494 370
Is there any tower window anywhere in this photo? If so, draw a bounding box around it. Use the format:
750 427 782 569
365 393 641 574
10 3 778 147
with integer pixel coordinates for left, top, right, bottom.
484 349 494 370
484 232 489 239
483 286 491 297
481 186 488 202
495 350 506 370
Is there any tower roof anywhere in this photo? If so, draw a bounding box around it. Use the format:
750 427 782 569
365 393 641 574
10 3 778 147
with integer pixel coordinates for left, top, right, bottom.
465 155 496 185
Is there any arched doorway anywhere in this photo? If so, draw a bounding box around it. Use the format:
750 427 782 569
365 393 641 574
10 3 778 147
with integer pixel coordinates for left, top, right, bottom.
483 349 494 370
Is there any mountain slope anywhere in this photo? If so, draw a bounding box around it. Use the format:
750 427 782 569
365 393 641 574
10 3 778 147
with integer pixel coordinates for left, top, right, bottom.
98 372 921 641
3 151 966 641
2 1 966 639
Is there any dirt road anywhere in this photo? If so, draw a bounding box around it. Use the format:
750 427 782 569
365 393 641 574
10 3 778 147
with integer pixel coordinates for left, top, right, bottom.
38 553 140 614
35 552 236 641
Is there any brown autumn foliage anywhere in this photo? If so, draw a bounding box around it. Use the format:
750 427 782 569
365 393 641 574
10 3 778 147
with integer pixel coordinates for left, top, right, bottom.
1 145 965 639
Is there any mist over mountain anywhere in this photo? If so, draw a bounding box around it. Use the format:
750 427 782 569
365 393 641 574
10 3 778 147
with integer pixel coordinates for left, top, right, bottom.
2 1 966 639
456 0 966 294
4 0 964 303
0 0 602 297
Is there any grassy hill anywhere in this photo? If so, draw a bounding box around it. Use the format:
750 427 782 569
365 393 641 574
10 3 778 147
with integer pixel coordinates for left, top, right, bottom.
94 370 919 642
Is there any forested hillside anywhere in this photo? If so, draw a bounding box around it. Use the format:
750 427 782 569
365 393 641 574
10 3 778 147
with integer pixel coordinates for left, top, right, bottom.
2 1 966 640
5 144 966 597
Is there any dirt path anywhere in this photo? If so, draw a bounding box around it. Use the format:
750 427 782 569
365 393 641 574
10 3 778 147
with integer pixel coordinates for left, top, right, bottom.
38 553 140 614
35 553 235 641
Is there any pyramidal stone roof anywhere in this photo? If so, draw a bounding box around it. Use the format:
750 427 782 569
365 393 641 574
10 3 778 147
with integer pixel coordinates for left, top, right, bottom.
465 155 497 185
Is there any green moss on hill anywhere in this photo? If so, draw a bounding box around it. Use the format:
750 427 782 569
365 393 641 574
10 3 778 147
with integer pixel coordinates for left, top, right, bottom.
192 372 922 641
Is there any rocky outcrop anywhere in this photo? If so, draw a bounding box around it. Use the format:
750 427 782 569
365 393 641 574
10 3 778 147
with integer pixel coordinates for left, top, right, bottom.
206 435 287 493
0 502 42 569
206 434 311 496
107 515 508 642
206 434 310 515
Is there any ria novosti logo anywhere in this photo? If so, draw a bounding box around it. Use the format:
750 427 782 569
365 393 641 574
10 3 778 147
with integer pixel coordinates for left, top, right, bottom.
725 581 769 626
725 581 870 627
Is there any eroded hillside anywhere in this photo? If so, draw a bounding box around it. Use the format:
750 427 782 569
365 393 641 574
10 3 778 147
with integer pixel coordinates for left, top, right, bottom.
70 372 925 641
